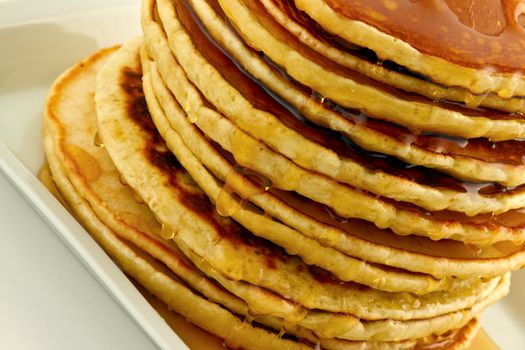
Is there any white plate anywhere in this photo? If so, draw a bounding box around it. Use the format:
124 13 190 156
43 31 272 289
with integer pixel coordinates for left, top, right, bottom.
0 2 523 350
0 3 187 350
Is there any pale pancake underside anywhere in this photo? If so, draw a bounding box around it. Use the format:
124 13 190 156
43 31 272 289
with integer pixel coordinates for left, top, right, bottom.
294 0 525 98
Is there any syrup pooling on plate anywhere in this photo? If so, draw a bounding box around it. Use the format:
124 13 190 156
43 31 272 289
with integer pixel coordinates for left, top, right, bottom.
177 0 525 197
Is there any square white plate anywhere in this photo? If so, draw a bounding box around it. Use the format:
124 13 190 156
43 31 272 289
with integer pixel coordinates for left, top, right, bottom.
0 4 187 350
0 2 523 350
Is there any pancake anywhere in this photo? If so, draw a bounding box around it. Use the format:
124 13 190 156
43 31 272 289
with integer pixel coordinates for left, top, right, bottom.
258 0 525 115
164 0 525 199
44 149 310 350
217 0 525 142
41 41 302 331
143 29 487 294
184 0 525 189
148 0 525 246
44 110 497 344
44 142 480 349
40 45 315 350
294 0 525 97
94 36 508 325
42 145 483 350
142 24 525 284
37 1 519 348
91 37 505 337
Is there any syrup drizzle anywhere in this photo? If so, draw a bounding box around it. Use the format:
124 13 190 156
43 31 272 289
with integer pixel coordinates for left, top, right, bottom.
216 165 272 218
161 222 178 240
179 0 525 198
93 131 105 148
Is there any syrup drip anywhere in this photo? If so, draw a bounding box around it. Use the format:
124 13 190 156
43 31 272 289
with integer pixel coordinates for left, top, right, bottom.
119 173 128 186
515 2 525 27
243 313 254 325
93 131 104 148
311 91 325 104
323 206 348 224
154 142 169 153
463 93 489 109
277 326 286 339
133 192 145 204
160 222 178 240
417 335 454 349
216 165 272 218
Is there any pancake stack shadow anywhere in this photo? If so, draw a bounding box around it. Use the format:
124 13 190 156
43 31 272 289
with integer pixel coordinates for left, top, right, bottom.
43 0 525 349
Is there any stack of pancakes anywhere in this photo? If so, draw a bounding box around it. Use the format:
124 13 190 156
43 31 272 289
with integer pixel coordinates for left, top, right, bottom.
42 0 525 349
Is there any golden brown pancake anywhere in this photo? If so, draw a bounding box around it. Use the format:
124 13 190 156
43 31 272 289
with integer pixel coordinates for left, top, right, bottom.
87 38 498 345
258 0 525 114
321 0 525 72
217 0 525 142
186 0 525 190
142 19 525 286
95 37 508 325
295 0 525 97
147 0 525 248
38 0 525 346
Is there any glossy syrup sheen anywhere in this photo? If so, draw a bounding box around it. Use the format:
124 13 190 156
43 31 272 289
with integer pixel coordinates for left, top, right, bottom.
178 0 525 196
270 0 525 107
213 139 524 258
235 0 524 121
243 1 525 165
325 0 525 72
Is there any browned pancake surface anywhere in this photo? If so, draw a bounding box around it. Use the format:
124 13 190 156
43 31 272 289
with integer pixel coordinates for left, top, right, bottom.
324 0 525 72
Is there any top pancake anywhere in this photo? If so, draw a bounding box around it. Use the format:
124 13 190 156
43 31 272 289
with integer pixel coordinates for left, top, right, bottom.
295 0 525 96
260 0 525 115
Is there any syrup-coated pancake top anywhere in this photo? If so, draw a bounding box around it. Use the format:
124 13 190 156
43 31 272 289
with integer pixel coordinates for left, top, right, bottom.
324 0 525 72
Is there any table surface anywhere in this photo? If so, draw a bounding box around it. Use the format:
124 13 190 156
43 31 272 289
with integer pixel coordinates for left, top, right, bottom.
0 1 523 349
